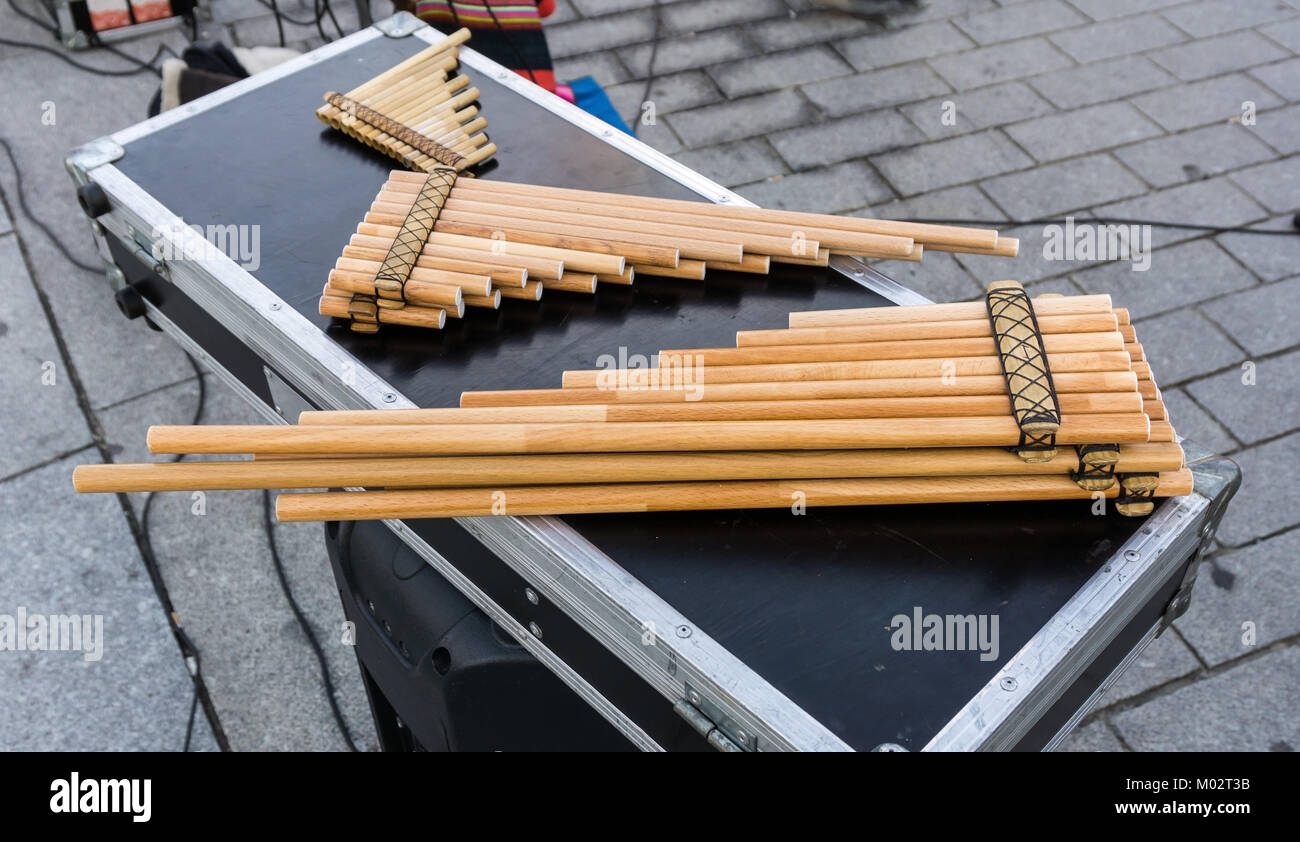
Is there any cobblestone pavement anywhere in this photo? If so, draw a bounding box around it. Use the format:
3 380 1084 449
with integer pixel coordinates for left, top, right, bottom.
0 0 1296 751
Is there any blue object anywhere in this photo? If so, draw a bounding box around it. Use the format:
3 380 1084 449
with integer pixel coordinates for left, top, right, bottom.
567 75 633 135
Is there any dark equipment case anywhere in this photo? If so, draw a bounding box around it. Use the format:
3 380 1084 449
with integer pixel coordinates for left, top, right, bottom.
67 13 1239 751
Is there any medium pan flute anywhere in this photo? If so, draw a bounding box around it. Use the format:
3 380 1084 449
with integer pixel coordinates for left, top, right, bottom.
77 284 1187 521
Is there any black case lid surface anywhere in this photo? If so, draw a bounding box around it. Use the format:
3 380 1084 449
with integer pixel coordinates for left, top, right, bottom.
115 35 1146 749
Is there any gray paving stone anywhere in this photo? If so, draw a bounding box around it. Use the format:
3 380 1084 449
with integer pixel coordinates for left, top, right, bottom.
768 108 927 169
1051 14 1188 63
1203 277 1300 355
628 119 683 156
0 200 11 235
1114 124 1279 189
862 250 984 302
901 0 998 24
570 0 656 14
1185 348 1300 445
981 154 1147 219
1027 55 1176 111
1148 30 1291 82
0 453 196 750
547 0 581 25
1110 646 1300 751
230 3 360 47
861 184 1007 222
665 89 816 147
95 376 376 751
0 236 94 478
874 129 1032 196
673 138 789 187
1260 16 1300 52
1023 275 1085 297
1092 178 1268 247
735 161 893 213
1105 631 1203 704
1057 719 1126 752
1160 0 1300 39
1161 387 1241 455
900 81 1055 140
552 51 632 87
620 29 754 76
835 20 975 71
1229 156 1300 214
955 224 1100 285
801 63 952 117
1210 431 1300 545
661 0 786 34
952 0 1087 46
1072 238 1259 320
1134 308 1245 385
1132 73 1284 132
708 46 852 99
1004 102 1164 163
546 9 659 60
604 70 723 119
928 36 1073 89
747 11 876 52
1175 529 1300 666
1251 62 1300 108
1217 217 1300 284
1063 0 1186 19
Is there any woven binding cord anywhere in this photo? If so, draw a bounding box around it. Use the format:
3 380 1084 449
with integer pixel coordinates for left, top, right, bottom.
1115 472 1160 517
347 292 380 334
364 167 457 329
1071 443 1121 491
985 281 1062 462
325 91 469 171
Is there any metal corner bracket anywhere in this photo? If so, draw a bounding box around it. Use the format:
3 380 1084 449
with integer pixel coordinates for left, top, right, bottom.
65 137 126 185
374 11 424 37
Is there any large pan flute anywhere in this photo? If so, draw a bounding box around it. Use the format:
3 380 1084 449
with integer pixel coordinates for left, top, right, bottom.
75 283 1186 520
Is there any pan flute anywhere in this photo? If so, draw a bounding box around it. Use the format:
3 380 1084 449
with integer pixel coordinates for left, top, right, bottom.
76 284 1187 521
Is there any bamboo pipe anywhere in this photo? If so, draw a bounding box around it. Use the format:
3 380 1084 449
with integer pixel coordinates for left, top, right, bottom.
325 273 463 311
332 259 492 295
597 266 635 285
363 213 679 269
319 294 445 329
561 351 1136 388
386 177 916 259
657 332 1126 367
345 30 469 98
707 254 771 274
497 281 544 300
74 442 1186 494
771 249 831 267
274 470 1194 521
788 294 1113 327
341 81 471 150
464 290 502 310
351 229 567 278
630 259 706 280
355 222 624 274
737 312 1120 346
322 281 466 319
387 172 999 251
300 391 1143 426
926 238 1019 258
461 371 1142 407
384 191 823 259
147 414 1154 456
546 273 598 294
341 244 527 287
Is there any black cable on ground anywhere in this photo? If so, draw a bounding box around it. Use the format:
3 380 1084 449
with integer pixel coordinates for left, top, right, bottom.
261 489 360 752
630 0 661 137
0 138 101 274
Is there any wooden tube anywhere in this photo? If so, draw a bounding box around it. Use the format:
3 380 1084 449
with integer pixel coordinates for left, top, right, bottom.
302 391 1143 426
464 289 502 309
355 222 623 274
147 414 1153 457
770 249 830 267
926 237 1019 258
497 280 544 300
461 371 1141 407
788 295 1113 327
341 244 526 287
401 216 680 269
707 254 771 274
388 178 916 259
597 266 635 285
427 176 999 250
561 351 1136 388
659 332 1125 367
332 259 492 295
737 313 1120 346
351 231 563 279
319 295 445 329
325 273 462 310
274 470 1194 521
74 442 1185 493
629 260 707 280
546 273 598 294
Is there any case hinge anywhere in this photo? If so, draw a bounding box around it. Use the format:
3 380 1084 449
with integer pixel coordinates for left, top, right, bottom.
124 224 171 281
673 684 757 752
